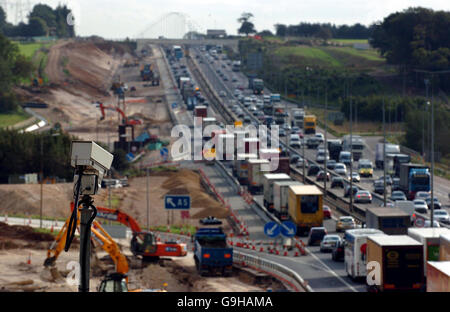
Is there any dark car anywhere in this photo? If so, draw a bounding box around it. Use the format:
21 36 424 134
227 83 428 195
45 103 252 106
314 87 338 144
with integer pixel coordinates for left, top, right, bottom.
391 178 400 191
200 216 222 225
307 164 321 177
290 155 300 164
307 227 328 246
331 176 345 188
316 170 331 182
326 160 337 170
331 240 345 262
425 197 442 210
373 180 385 195
377 175 393 186
344 185 359 197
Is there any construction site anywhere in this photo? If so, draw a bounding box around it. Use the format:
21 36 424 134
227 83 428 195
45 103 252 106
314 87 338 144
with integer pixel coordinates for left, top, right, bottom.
0 38 287 292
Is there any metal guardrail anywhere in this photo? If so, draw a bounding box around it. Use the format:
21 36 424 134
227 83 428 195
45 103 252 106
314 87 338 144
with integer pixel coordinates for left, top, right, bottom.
233 250 313 292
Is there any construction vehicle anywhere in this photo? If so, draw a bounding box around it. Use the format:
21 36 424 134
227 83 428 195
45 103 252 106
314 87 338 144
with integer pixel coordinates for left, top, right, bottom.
304 115 317 134
84 203 187 260
366 235 424 292
44 209 130 292
193 227 233 276
98 102 142 126
140 64 160 86
288 185 324 235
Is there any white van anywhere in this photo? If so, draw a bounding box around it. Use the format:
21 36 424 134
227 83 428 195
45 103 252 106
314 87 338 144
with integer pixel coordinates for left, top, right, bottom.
344 228 384 279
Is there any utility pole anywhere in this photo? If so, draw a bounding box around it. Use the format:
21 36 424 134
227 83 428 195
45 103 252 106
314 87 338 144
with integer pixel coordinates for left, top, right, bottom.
349 94 353 213
324 83 328 196
146 167 150 231
430 75 435 227
423 79 429 158
383 97 387 206
40 136 43 228
302 110 306 182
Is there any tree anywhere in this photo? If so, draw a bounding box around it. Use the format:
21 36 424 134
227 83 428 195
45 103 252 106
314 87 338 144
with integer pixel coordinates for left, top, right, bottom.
315 26 332 40
0 6 7 33
257 30 273 37
27 17 48 37
237 12 256 36
275 24 287 37
29 4 56 29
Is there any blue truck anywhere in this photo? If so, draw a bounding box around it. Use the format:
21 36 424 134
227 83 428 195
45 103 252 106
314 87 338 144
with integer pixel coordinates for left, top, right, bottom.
399 163 431 200
193 228 233 276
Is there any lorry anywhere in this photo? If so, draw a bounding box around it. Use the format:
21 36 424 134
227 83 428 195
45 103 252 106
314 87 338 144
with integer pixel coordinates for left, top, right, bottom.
273 181 303 220
366 235 424 292
399 163 431 200
274 106 286 125
344 228 384 280
394 200 416 224
365 208 411 235
248 159 271 194
440 233 450 261
342 135 365 161
263 173 292 212
328 140 342 162
375 143 400 169
304 115 316 134
232 60 241 72
243 138 260 155
193 228 233 276
248 78 264 95
259 148 290 174
216 134 235 161
407 228 450 277
270 93 281 103
233 153 257 185
426 261 450 292
292 108 305 128
288 185 323 235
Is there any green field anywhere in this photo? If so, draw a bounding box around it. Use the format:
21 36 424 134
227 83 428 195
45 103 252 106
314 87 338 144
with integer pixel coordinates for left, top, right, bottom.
274 46 342 67
331 38 369 44
14 42 46 59
0 111 30 127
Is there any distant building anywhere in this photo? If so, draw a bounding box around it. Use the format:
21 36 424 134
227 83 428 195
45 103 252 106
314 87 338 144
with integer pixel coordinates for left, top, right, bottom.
206 29 227 39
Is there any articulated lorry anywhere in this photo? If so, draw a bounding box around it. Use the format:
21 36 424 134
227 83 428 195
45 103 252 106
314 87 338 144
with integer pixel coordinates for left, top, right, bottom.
426 261 450 292
366 235 424 292
273 181 303 221
274 106 286 125
193 228 233 276
288 185 323 235
248 77 264 95
399 163 431 200
304 115 316 134
375 143 400 169
263 173 292 212
248 159 271 194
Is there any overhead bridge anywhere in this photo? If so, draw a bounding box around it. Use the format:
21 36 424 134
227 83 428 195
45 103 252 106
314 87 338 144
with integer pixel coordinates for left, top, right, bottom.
136 39 239 52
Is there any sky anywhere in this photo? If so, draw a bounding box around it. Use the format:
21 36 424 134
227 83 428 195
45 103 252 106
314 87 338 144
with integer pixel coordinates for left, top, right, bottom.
3 0 450 39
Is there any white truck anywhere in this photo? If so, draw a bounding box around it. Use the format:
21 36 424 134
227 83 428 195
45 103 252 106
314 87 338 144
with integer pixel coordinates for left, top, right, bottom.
234 153 257 185
375 143 400 169
407 228 450 277
262 173 291 212
273 181 303 221
292 108 305 128
344 228 384 279
247 159 271 194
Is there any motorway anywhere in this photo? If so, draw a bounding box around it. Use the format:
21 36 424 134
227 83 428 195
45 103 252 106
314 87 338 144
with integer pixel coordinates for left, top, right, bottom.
143 43 368 292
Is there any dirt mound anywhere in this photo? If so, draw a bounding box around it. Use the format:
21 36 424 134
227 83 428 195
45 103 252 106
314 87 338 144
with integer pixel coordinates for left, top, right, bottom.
0 222 54 242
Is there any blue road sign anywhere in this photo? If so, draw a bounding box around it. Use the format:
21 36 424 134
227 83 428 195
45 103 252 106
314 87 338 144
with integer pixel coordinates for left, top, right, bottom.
264 222 280 238
125 153 135 162
164 195 191 210
280 221 297 237
172 102 178 109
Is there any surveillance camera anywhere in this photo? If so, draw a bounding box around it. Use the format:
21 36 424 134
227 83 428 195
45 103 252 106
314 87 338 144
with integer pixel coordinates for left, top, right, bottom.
71 141 113 195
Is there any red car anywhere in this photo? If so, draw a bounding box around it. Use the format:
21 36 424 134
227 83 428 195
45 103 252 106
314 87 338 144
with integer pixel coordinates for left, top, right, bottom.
323 205 332 219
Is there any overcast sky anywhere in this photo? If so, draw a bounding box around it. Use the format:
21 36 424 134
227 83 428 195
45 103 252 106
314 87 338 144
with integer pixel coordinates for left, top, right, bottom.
3 0 450 38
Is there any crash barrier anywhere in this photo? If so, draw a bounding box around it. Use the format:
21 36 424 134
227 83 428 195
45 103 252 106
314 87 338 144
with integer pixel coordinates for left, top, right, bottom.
233 250 313 292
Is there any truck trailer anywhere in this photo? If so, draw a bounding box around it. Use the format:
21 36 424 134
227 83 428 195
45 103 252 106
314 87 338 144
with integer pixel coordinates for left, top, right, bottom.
365 208 411 235
233 153 257 185
273 181 303 221
375 143 400 169
426 261 450 292
366 235 424 292
399 163 431 200
248 159 271 194
288 185 323 235
263 173 291 212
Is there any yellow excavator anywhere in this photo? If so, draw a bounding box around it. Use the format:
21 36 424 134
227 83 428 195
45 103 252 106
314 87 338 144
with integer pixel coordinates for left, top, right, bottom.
44 211 147 292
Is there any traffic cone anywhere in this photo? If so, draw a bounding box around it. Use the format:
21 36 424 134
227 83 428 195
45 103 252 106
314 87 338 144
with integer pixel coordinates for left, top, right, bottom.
294 251 299 257
50 223 54 233
28 216 31 225
275 249 280 255
269 248 273 254
259 246 264 252
252 245 256 250
283 250 288 256
27 253 31 265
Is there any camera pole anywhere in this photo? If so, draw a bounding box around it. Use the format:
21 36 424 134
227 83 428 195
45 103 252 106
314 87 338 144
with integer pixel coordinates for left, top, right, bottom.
78 195 96 292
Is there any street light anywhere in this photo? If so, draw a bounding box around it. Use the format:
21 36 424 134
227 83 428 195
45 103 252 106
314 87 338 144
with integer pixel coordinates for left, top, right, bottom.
40 132 60 228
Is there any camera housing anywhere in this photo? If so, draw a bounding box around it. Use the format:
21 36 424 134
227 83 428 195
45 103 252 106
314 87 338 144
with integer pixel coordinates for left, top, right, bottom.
71 141 113 195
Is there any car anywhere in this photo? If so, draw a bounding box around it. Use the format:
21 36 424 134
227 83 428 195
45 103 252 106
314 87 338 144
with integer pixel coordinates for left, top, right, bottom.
413 199 428 214
316 149 330 164
331 176 345 188
336 216 356 232
307 164 321 176
425 197 442 210
233 89 241 97
231 105 240 112
243 115 252 123
391 178 400 191
433 210 449 223
289 134 302 149
219 91 227 97
354 190 372 204
314 133 324 144
291 126 301 134
423 220 441 228
236 110 245 118
248 105 257 112
223 76 229 81
323 206 332 219
306 137 321 149
331 240 345 262
295 157 308 169
326 160 337 170
200 216 222 225
283 123 292 131
350 172 361 183
290 155 300 164
231 76 238 82
379 202 395 208
415 191 431 200
316 170 330 182
344 185 359 198
279 128 286 137
334 163 347 176
320 235 341 252
307 227 328 246
377 175 393 186
390 190 407 201
373 180 385 195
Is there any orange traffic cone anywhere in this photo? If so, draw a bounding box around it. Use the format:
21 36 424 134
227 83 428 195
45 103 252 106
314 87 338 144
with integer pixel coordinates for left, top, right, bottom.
259 246 264 252
283 250 288 256
27 253 31 265
294 251 299 257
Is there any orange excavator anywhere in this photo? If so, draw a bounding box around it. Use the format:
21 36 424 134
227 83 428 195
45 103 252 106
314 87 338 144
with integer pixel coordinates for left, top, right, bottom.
71 202 188 260
98 102 142 126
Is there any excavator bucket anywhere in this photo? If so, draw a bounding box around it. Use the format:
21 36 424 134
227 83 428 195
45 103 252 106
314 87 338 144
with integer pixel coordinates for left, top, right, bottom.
43 256 57 267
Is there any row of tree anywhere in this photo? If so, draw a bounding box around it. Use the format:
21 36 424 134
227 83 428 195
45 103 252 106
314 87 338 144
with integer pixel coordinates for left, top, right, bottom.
0 4 75 38
274 23 374 40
